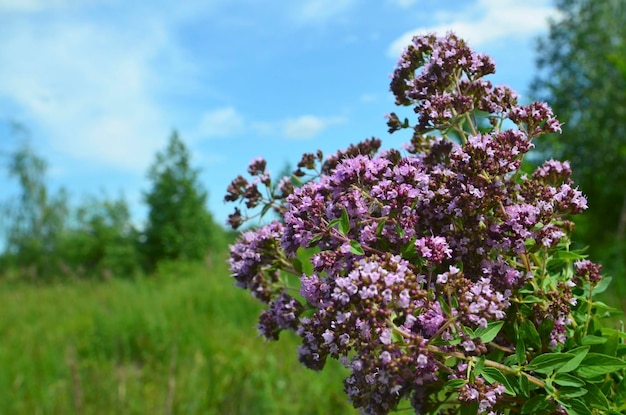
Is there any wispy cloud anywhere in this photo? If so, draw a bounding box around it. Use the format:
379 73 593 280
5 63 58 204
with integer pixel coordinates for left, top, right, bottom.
282 115 345 139
387 0 559 57
251 115 346 140
196 107 245 139
0 8 194 172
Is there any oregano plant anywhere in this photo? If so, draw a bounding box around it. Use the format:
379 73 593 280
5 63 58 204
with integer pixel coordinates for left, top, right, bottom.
224 33 626 415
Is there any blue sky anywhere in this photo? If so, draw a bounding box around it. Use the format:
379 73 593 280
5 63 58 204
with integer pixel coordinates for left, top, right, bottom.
0 0 559 228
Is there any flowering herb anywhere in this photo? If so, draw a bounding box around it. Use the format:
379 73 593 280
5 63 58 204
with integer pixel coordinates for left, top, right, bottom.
224 33 626 415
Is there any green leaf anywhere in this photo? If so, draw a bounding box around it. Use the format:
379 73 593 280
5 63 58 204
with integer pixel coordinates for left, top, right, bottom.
526 353 575 374
519 373 530 398
295 246 319 275
516 338 527 365
260 203 272 217
561 398 592 415
291 257 303 274
375 219 386 236
592 301 620 313
557 347 589 373
538 318 555 342
576 353 626 378
553 250 585 260
481 367 515 395
584 382 609 410
553 373 585 387
521 295 544 303
443 378 466 390
601 328 626 340
474 321 504 343
338 207 350 236
521 395 550 414
462 325 476 338
592 276 612 295
581 335 607 345
460 402 478 415
558 386 587 398
394 224 405 239
617 344 626 358
349 240 365 255
327 218 342 229
603 331 619 357
521 320 541 350
471 356 485 381
616 375 626 400
309 232 324 244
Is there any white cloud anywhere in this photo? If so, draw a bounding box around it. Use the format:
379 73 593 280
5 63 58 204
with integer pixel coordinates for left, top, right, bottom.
387 0 559 57
251 115 345 140
282 115 345 140
0 12 189 172
196 107 245 138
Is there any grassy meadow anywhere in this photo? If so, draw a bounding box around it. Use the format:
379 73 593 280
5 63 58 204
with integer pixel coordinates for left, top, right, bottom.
0 248 358 415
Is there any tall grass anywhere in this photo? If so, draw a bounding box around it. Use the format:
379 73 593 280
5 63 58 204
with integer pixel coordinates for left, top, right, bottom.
0 250 357 414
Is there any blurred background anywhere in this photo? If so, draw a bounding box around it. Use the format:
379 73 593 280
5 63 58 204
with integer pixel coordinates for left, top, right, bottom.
0 0 624 413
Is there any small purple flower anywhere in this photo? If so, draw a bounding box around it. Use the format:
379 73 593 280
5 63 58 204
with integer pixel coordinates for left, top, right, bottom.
574 259 603 284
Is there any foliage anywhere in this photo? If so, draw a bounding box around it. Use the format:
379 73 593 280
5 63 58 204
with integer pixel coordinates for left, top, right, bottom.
59 195 141 279
0 251 356 414
225 33 626 414
0 142 69 279
142 131 216 270
532 0 626 279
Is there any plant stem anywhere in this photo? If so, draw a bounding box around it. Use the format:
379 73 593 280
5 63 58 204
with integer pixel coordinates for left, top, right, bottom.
391 323 545 389
426 344 546 389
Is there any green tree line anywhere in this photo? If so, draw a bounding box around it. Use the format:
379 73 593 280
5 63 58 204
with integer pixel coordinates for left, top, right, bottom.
532 0 626 290
0 131 226 280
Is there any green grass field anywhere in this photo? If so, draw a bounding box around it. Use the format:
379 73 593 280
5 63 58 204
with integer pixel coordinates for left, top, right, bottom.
0 250 358 415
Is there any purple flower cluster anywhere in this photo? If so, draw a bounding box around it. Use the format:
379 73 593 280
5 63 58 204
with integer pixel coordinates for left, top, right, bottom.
228 221 284 302
224 32 603 415
574 259 603 284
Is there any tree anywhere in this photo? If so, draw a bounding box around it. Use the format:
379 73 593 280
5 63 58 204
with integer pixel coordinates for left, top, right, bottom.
532 0 626 276
1 142 68 278
141 131 216 269
60 195 141 278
